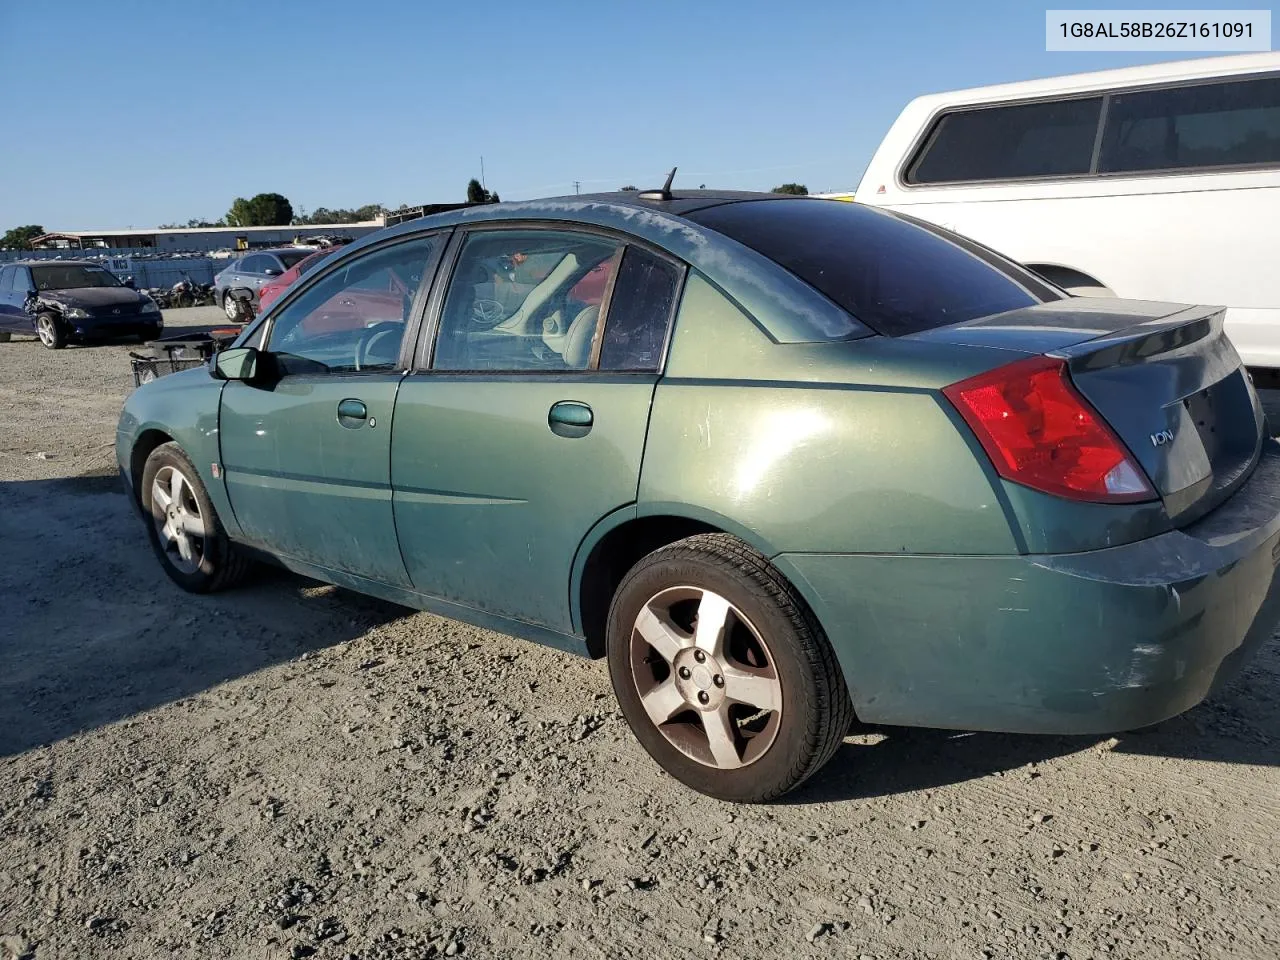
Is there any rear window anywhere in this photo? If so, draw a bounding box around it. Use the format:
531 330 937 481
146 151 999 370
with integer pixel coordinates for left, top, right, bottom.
277 250 310 269
686 199 1057 337
907 97 1103 184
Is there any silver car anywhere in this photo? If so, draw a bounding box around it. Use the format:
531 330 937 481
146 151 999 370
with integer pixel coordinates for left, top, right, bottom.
213 248 313 320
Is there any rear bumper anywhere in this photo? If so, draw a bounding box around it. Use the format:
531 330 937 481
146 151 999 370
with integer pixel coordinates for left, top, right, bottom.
776 439 1280 735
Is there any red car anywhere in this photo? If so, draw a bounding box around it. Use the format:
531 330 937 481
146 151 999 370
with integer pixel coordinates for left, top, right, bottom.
257 248 337 313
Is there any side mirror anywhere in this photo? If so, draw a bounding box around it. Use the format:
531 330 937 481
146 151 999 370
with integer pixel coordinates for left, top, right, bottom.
123 276 136 289
211 346 259 381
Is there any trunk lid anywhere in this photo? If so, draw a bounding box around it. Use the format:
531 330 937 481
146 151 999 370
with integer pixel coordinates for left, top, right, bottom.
916 298 1265 525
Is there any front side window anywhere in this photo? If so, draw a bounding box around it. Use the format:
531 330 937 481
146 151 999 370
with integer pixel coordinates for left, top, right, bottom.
0 267 12 292
266 237 438 375
907 97 1103 184
31 264 122 290
1099 76 1280 173
688 199 1054 337
433 230 622 371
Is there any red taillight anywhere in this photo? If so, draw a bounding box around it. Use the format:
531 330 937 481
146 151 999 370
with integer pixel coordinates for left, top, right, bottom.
943 355 1154 504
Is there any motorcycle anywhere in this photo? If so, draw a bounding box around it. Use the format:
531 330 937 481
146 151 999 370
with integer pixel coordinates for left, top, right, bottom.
170 272 216 309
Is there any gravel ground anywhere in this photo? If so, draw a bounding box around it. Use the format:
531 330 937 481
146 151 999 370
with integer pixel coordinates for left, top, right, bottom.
2 307 1278 960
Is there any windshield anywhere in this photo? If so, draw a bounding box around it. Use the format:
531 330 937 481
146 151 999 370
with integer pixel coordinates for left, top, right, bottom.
277 251 311 269
686 199 1062 337
298 250 335 277
31 264 123 291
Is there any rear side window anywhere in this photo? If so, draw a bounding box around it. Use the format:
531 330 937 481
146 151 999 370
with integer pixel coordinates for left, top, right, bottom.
1099 76 1280 173
240 255 264 273
687 200 1054 337
908 96 1103 184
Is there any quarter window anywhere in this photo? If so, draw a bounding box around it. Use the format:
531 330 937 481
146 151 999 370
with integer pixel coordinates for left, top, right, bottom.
265 237 438 375
1099 76 1280 173
599 247 680 371
433 230 622 372
907 97 1103 184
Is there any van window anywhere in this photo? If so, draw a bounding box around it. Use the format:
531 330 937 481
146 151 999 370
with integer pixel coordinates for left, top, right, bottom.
687 199 1055 337
907 97 1103 184
1099 76 1280 173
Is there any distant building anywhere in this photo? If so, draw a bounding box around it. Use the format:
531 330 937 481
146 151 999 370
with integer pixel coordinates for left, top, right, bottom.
29 221 385 254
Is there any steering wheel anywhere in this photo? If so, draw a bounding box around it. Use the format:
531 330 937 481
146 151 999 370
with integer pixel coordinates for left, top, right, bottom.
471 298 506 328
355 321 404 371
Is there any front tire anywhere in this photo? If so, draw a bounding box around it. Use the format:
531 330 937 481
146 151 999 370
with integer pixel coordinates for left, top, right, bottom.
223 293 240 321
140 442 251 592
0 331 10 342
606 533 853 802
36 313 66 349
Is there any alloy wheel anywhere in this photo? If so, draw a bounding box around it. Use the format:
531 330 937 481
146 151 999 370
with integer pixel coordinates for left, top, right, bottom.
224 295 239 320
150 465 207 575
628 586 783 769
37 316 56 347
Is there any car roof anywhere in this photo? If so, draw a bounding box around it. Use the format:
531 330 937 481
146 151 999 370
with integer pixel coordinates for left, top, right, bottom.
326 190 859 344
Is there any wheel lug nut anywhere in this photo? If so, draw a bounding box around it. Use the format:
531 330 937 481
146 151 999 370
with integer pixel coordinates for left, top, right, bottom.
678 666 691 679
713 674 724 687
694 650 706 663
697 691 709 704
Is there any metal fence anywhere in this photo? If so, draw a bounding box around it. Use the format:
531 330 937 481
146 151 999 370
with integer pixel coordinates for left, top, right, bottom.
0 249 228 287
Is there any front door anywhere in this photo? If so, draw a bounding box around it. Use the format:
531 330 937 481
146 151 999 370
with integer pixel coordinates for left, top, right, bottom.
391 228 683 632
218 235 443 586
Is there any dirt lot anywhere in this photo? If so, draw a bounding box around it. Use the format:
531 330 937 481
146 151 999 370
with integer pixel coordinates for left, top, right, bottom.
1 308 1278 960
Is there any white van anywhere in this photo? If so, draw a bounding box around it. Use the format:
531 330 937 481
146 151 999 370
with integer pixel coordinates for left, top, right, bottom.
856 53 1280 375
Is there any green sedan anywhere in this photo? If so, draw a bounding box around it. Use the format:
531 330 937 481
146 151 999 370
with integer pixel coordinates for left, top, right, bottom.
117 191 1280 802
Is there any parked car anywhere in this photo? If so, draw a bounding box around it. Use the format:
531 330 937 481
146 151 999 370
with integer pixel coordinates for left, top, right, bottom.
117 192 1280 802
856 51 1280 375
0 260 163 349
213 248 314 321
257 247 339 314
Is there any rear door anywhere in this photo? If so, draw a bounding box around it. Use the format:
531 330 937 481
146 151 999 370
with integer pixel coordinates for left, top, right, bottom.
218 235 444 585
390 227 684 632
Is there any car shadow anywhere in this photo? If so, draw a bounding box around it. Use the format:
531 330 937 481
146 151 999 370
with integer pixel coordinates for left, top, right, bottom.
0 473 411 759
787 636 1280 804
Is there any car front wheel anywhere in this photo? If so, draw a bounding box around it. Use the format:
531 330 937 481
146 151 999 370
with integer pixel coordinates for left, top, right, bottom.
140 442 250 592
223 293 240 321
36 313 66 349
607 533 853 802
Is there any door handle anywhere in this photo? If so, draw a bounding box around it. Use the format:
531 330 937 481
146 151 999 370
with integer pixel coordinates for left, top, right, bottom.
548 400 593 438
337 398 367 428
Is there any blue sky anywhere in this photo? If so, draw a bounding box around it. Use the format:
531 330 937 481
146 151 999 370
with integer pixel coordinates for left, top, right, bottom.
0 0 1259 229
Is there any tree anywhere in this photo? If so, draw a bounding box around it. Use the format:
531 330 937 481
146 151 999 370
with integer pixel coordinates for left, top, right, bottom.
225 193 294 227
619 185 638 191
771 183 809 195
293 203 385 225
1 224 44 250
466 179 499 204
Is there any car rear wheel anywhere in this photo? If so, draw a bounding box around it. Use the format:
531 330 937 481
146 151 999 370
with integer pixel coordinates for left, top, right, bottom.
140 442 251 592
223 292 240 321
607 533 853 802
36 313 66 350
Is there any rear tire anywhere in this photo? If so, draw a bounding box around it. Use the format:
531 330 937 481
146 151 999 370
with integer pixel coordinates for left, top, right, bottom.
36 313 66 350
606 533 853 802
140 442 251 592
